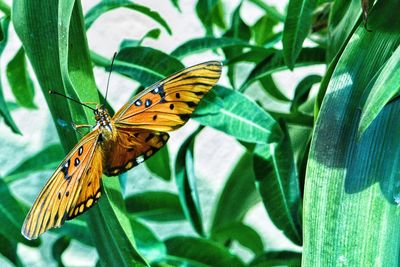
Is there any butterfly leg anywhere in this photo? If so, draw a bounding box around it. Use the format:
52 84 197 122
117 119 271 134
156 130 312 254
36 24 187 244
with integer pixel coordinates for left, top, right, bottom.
82 102 98 106
71 122 92 136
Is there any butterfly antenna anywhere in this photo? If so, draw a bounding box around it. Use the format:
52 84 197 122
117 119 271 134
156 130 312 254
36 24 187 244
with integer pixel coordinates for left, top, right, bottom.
103 52 117 108
49 90 96 111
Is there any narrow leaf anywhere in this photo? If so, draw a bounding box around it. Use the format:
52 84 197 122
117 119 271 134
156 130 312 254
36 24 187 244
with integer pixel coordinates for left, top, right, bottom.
145 146 171 181
125 191 185 221
175 129 205 236
85 0 172 34
6 47 36 109
3 143 64 183
165 236 245 267
282 0 317 69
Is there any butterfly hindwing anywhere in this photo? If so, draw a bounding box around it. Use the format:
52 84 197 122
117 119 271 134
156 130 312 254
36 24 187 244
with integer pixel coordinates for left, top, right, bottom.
113 61 222 132
21 130 102 240
103 126 169 176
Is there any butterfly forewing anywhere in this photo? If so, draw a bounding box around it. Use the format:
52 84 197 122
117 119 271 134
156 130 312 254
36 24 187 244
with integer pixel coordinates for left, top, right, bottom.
113 61 222 132
22 130 102 240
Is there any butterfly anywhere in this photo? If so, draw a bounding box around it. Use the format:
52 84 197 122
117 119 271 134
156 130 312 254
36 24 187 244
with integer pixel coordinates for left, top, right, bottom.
21 60 222 240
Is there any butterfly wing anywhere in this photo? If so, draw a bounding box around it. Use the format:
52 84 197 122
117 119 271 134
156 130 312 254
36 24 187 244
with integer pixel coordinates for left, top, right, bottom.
104 127 169 176
22 130 103 240
113 61 222 132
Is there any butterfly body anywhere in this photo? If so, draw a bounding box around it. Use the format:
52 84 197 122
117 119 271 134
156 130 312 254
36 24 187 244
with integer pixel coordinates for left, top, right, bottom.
22 61 222 240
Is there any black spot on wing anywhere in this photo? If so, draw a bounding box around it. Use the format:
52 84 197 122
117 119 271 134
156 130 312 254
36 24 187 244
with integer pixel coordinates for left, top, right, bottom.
74 158 80 167
61 159 70 176
145 99 152 107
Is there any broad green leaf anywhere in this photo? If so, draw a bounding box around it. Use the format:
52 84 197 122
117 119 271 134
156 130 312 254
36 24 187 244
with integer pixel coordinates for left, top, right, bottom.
0 17 21 134
358 44 400 139
211 153 260 232
105 47 183 87
282 0 317 69
153 255 208 267
195 0 226 36
254 122 302 245
165 236 245 267
6 47 36 109
250 251 302 267
247 0 285 23
171 37 250 59
85 0 172 34
211 222 264 255
52 236 70 267
268 111 313 128
291 74 321 112
125 191 185 222
240 47 326 91
303 1 400 265
13 0 147 265
327 0 361 60
193 86 283 144
175 128 205 236
0 180 40 247
145 146 171 181
3 143 64 183
130 217 166 263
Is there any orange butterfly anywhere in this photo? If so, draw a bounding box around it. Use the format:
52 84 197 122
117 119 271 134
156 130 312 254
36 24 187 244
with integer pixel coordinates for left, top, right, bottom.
22 61 222 240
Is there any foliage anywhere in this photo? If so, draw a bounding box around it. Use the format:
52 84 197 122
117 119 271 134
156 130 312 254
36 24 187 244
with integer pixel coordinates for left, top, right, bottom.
0 0 399 266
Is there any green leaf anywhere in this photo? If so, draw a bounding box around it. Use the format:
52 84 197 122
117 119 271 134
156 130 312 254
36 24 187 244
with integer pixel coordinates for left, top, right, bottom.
240 47 326 91
175 128 205 236
282 0 317 69
254 122 302 245
52 236 71 267
85 0 172 34
0 17 21 134
211 153 260 232
211 222 264 255
303 1 400 265
6 47 36 109
86 177 149 266
193 86 283 144
247 0 285 23
169 0 181 12
358 44 400 139
259 75 290 102
171 37 251 59
119 28 161 49
165 236 245 267
56 219 92 247
145 146 171 181
195 0 226 35
0 235 23 267
111 46 184 87
252 14 278 46
130 217 166 263
3 143 64 183
125 191 185 222
290 74 321 113
0 180 40 247
250 251 302 267
327 0 361 60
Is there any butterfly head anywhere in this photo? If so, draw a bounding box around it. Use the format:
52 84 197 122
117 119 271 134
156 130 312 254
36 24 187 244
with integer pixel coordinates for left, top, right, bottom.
94 105 112 132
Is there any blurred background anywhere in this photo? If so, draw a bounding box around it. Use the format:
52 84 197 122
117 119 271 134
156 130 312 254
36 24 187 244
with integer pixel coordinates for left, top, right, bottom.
0 0 325 265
